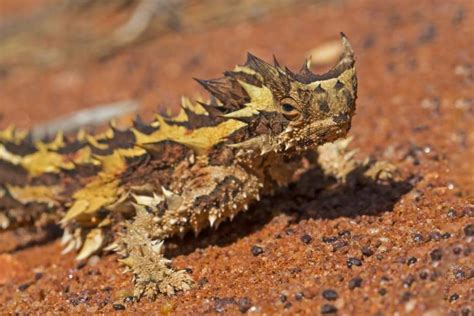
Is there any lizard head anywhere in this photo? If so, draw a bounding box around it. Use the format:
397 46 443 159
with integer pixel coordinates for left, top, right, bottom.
196 33 357 155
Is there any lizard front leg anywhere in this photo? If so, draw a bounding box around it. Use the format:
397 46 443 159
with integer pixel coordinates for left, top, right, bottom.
316 137 398 184
117 159 263 299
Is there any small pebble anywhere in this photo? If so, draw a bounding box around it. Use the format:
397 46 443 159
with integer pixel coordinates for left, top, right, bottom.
76 261 87 270
300 234 312 244
69 294 90 306
412 233 425 243
464 224 474 237
279 294 287 303
411 190 423 203
237 297 252 313
284 302 292 309
361 246 374 257
453 269 466 280
87 255 100 267
294 292 304 301
322 289 338 301
321 304 338 314
251 245 264 256
123 296 135 303
449 293 459 302
419 271 429 280
442 232 451 239
348 277 363 290
285 228 295 235
198 277 208 287
322 289 339 301
289 267 302 274
113 304 126 311
452 7 465 24
429 231 442 241
86 269 101 276
214 297 235 313
401 291 412 302
347 257 362 268
453 246 462 255
378 288 387 296
418 24 437 43
430 248 443 261
63 285 70 294
332 240 348 252
403 274 416 288
338 230 351 238
447 208 458 218
407 257 417 265
430 270 441 281
322 236 338 243
17 283 30 292
463 206 474 217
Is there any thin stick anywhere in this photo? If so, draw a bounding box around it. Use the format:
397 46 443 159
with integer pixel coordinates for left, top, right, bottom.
31 99 138 140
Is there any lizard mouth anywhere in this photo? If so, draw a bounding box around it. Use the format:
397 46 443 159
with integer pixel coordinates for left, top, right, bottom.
299 115 352 149
278 114 353 153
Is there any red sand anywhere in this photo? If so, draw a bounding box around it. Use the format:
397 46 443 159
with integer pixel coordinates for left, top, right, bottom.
0 0 472 314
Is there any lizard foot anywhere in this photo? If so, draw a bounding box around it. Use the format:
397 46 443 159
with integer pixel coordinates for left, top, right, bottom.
118 221 193 300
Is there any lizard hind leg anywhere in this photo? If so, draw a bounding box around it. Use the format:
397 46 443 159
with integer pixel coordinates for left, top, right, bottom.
116 162 263 299
117 201 193 300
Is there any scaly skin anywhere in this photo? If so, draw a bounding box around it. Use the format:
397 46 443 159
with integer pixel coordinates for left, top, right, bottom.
0 33 376 299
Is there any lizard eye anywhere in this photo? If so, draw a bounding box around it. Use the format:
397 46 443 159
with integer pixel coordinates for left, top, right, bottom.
280 97 300 120
282 103 295 112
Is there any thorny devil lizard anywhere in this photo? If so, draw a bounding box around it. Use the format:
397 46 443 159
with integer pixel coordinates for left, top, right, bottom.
0 33 395 299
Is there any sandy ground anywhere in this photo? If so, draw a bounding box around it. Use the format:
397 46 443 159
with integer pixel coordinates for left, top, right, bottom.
0 0 473 314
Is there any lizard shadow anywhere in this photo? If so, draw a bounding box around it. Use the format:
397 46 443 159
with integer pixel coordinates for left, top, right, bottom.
2 223 63 253
165 164 415 259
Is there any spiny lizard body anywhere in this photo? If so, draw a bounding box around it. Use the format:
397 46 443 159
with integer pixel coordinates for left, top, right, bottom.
0 33 365 299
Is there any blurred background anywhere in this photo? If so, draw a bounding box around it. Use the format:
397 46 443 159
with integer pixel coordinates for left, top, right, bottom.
0 0 350 133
